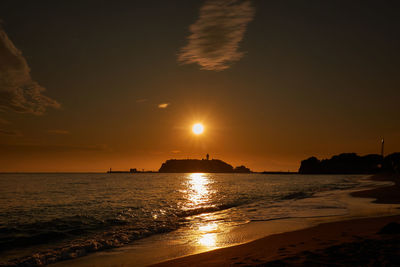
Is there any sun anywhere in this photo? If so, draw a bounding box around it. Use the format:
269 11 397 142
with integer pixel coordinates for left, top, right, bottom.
192 123 204 135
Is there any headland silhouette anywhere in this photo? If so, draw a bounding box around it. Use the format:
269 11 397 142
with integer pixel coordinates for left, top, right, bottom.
299 152 400 174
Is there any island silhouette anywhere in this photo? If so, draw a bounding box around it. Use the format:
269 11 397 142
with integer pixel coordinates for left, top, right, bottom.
108 154 251 173
159 156 251 173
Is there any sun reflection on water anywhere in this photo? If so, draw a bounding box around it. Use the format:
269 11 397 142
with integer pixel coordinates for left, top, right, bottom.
180 173 221 250
184 173 212 209
198 233 217 247
198 222 218 232
180 173 222 250
197 222 219 248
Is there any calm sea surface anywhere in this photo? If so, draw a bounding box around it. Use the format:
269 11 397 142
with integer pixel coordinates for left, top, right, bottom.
0 173 366 266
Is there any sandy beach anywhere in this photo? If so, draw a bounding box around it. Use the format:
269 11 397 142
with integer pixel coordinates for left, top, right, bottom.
153 173 400 266
153 215 400 266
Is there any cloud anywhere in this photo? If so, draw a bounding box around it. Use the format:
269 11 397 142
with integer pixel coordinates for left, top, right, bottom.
0 129 21 136
136 99 147 103
171 150 181 154
47 129 70 135
178 0 255 71
0 26 60 115
158 103 170 109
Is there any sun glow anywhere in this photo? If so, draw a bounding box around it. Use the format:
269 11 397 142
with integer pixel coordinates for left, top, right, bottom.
192 123 204 135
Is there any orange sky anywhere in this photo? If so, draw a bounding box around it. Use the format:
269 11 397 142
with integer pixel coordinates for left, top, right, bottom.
0 1 399 172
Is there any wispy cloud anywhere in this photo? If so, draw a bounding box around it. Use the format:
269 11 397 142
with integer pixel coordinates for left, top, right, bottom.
158 103 170 109
0 26 60 115
0 129 21 136
178 0 255 71
47 129 70 135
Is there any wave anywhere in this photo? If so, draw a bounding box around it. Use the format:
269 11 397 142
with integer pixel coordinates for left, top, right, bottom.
0 215 121 252
1 218 180 267
0 189 331 266
176 202 245 218
0 200 252 266
281 191 313 200
0 175 361 267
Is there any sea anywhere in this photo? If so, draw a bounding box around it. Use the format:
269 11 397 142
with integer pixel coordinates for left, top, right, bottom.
0 173 382 266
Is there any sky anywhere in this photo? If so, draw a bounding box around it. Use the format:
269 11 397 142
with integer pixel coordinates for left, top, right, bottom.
0 0 399 172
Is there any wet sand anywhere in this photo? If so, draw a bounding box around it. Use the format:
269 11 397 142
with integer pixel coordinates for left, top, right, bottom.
154 173 400 266
153 215 400 266
351 173 400 204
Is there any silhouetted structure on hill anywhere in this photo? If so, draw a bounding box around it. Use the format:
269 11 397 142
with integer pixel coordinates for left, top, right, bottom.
159 158 251 173
299 153 383 174
383 152 400 174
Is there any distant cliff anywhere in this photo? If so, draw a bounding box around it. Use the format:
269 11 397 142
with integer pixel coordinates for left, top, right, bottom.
299 152 400 174
159 159 251 173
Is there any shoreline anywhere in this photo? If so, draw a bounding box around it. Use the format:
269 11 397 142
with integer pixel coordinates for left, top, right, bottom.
351 172 400 204
49 173 400 267
153 215 400 266
153 173 400 266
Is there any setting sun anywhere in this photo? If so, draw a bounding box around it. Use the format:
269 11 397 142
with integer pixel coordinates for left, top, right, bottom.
192 123 204 135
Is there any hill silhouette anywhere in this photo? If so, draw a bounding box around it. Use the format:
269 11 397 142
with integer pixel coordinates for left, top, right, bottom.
299 153 400 174
159 159 251 173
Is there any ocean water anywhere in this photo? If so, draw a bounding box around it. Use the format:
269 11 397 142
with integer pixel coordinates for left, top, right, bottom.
0 173 367 266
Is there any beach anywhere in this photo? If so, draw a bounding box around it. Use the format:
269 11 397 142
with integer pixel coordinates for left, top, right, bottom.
154 215 400 266
1 173 399 266
45 173 400 267
153 173 400 266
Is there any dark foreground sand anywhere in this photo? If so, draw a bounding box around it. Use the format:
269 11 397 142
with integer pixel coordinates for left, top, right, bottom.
154 174 400 266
